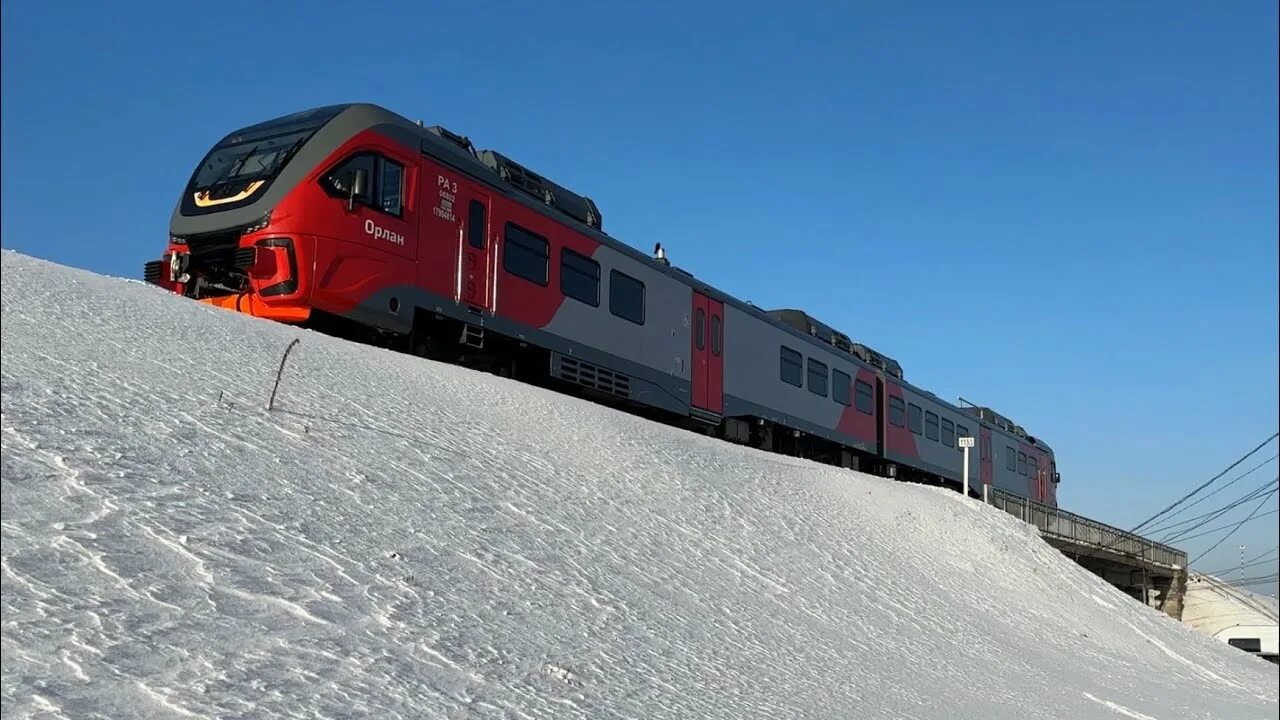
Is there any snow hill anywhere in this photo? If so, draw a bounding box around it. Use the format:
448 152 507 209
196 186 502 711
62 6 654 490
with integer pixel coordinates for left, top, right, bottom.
1 250 1276 720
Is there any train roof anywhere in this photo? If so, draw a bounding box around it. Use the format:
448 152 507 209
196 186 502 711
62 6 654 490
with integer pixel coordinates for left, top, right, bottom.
765 309 904 380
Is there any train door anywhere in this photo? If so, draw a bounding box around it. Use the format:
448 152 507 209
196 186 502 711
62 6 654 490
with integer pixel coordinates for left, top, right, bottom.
1035 455 1046 502
457 189 493 312
875 378 886 457
979 426 993 488
691 292 724 415
708 297 724 414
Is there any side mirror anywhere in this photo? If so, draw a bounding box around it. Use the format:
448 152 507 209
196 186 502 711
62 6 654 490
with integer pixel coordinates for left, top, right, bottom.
1052 472 1061 484
349 168 368 211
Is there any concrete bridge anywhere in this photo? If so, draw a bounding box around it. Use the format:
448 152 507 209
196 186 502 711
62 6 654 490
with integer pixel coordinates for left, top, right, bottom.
985 487 1189 620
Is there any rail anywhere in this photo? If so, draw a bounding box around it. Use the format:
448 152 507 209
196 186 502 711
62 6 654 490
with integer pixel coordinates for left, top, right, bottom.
987 487 1188 569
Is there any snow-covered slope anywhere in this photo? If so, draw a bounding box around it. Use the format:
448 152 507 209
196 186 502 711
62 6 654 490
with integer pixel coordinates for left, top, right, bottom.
1 250 1276 720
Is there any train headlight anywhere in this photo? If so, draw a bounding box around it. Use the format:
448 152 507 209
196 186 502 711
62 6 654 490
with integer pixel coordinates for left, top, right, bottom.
242 211 272 234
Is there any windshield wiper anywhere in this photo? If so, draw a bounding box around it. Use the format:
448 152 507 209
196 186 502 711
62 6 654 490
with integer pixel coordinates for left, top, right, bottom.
203 144 261 190
198 134 309 193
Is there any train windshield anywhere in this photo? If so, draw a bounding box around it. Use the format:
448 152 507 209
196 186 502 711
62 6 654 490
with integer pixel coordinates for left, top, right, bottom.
187 105 348 195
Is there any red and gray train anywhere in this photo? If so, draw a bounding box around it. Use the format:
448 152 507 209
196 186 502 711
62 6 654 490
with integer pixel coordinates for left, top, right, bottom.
144 103 1061 506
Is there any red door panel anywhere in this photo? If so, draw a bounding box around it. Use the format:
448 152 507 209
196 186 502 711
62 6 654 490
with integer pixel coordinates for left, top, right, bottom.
691 294 709 411
691 292 723 414
707 298 724 414
458 189 493 312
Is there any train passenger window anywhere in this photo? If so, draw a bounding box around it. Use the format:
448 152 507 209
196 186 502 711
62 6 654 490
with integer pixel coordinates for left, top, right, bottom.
832 370 851 406
855 380 873 415
888 396 905 427
956 425 968 450
609 270 645 324
1006 447 1016 471
925 411 939 441
503 223 549 286
942 419 954 447
378 158 403 216
807 359 828 397
560 248 599 306
468 200 487 249
694 308 706 350
908 403 923 435
780 346 803 387
711 314 722 357
1017 452 1027 476
1228 638 1262 652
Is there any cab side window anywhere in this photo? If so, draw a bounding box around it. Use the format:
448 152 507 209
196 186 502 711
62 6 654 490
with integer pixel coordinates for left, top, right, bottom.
326 154 375 205
379 159 403 215
324 152 404 218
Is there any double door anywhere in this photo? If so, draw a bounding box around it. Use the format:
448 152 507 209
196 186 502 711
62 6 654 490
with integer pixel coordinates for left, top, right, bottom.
691 292 723 414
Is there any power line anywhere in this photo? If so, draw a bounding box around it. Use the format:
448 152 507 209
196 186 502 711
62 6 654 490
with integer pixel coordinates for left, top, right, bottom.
1174 508 1280 545
1189 484 1280 566
1206 547 1280 576
1244 544 1280 565
1130 432 1277 536
1159 476 1280 542
1157 475 1280 539
1228 573 1279 587
1146 453 1279 534
1026 433 1280 573
1206 544 1280 575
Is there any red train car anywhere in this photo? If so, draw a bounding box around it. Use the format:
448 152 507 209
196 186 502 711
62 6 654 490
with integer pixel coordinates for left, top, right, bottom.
145 103 1060 506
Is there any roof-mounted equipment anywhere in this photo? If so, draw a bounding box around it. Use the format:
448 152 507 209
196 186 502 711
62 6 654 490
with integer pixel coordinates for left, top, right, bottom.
425 125 478 159
479 150 602 230
850 343 904 380
766 308 904 379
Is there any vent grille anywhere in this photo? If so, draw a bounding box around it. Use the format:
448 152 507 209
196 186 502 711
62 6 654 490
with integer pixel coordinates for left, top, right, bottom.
558 356 630 398
233 247 257 270
143 260 164 285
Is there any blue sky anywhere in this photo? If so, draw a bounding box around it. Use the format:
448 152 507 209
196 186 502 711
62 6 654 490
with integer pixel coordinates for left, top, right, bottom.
3 1 1276 591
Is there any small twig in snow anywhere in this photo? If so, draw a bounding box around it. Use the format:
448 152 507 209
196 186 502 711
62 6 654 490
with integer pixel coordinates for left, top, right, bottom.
268 338 301 411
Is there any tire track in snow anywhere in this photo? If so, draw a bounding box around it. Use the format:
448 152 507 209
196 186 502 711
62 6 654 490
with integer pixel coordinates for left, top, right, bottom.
1082 692 1161 720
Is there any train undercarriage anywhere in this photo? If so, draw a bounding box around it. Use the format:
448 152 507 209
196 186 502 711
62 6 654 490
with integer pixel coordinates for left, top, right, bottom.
290 304 967 499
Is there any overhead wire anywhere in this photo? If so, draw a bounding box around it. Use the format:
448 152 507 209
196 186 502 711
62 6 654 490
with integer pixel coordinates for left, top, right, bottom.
1227 573 1279 589
1129 432 1277 535
1189 483 1280 566
1145 452 1279 534
1245 544 1280 565
1204 544 1280 576
1069 433 1280 564
1158 476 1280 542
1171 508 1279 545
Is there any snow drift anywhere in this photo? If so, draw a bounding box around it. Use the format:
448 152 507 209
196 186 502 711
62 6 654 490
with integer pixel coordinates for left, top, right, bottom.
1 250 1276 719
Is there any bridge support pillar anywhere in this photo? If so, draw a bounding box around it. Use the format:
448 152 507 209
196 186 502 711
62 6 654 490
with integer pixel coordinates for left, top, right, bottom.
1155 569 1188 621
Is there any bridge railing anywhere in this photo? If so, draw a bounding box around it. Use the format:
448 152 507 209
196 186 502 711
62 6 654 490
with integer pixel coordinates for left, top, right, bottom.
986 487 1187 569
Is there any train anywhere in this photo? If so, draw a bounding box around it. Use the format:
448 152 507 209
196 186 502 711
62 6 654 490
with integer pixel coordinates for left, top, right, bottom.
144 102 1060 506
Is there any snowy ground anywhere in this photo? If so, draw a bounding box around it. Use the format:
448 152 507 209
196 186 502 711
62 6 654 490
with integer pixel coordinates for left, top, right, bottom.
2 249 1276 719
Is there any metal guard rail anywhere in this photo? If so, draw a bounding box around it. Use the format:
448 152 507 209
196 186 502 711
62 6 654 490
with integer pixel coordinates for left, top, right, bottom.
987 487 1188 569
